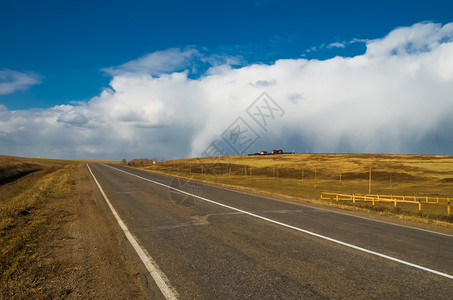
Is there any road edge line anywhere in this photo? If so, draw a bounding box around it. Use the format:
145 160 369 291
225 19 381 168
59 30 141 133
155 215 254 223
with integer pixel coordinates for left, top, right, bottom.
86 164 179 300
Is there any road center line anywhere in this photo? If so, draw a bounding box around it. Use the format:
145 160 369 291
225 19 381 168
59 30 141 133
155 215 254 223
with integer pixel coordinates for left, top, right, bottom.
87 164 179 300
104 164 453 280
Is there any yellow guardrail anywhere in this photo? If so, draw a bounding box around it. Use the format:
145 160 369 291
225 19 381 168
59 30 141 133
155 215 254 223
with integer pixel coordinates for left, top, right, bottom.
321 192 451 215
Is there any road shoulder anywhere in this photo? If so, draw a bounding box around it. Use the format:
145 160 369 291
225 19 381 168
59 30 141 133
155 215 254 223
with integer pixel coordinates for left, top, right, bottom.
13 164 157 299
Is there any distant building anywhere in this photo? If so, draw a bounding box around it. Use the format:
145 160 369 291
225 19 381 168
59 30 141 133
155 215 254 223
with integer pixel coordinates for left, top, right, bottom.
249 149 290 155
128 158 156 166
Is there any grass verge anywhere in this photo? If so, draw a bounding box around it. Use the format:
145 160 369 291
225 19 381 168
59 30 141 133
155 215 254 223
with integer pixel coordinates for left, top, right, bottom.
0 161 75 298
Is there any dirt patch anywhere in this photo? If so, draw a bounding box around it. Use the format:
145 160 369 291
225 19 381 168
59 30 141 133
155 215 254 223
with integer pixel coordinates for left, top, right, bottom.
2 164 149 299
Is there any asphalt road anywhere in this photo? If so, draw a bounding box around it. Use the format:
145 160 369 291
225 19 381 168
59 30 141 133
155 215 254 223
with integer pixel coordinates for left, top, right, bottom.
87 163 453 299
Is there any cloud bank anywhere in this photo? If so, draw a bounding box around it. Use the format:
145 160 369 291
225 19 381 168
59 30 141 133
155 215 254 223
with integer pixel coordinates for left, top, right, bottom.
1 21 453 160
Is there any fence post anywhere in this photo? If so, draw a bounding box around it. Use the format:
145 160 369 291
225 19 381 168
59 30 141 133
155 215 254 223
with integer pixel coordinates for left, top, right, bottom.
426 195 429 203
353 193 355 204
448 200 451 215
276 167 279 187
314 168 317 189
418 200 421 212
394 198 397 208
336 194 339 203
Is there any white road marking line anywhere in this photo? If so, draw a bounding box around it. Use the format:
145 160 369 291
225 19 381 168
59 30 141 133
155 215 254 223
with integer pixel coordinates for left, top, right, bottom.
104 164 453 280
116 167 453 238
304 204 453 238
192 177 453 238
86 164 179 300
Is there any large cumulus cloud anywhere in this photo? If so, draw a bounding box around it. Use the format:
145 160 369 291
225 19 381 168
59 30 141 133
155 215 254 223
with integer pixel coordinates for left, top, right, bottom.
1 21 453 160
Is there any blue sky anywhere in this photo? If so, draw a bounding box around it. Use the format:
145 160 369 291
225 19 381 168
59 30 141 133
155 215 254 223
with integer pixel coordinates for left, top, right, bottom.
1 1 453 159
2 0 452 110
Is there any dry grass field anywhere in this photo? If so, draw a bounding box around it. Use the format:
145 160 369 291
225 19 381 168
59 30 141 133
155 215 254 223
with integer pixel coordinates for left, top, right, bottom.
0 156 74 296
141 153 453 224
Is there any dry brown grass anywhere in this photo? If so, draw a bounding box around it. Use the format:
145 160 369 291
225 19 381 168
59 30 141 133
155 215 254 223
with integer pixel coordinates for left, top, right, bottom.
0 166 71 291
1 154 120 163
141 153 453 225
0 160 76 296
0 159 42 184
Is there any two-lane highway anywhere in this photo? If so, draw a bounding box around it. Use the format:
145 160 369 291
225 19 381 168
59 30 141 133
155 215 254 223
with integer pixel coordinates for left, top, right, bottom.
87 163 453 299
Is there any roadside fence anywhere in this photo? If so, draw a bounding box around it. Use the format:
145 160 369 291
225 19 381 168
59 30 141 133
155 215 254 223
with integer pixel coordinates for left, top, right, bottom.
321 192 451 215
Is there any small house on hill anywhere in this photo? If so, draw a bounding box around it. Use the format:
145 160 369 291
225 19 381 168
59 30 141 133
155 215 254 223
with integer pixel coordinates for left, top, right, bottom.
128 158 156 166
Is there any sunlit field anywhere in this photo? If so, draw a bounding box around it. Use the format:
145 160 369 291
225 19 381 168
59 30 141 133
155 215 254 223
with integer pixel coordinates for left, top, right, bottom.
139 153 453 223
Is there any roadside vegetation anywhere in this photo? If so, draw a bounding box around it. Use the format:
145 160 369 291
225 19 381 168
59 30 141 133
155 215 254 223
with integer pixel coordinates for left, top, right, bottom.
138 153 453 226
0 155 120 298
0 156 75 297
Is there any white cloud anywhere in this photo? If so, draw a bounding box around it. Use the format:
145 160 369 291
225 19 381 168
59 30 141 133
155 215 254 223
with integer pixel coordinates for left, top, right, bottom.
327 42 346 49
0 69 41 95
1 21 453 160
305 45 317 53
366 22 453 57
102 48 200 76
